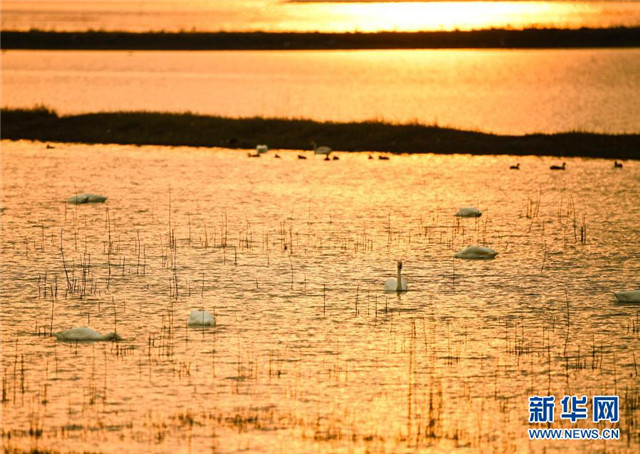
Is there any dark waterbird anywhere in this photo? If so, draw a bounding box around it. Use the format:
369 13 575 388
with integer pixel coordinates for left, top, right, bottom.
614 160 623 168
550 162 566 170
510 163 520 169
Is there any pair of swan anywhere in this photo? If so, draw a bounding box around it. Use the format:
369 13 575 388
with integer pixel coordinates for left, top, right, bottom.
55 310 216 342
68 193 107 204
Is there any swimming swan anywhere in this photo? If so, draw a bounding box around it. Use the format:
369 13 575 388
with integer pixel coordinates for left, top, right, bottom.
54 327 121 342
311 141 332 156
384 261 408 293
68 194 107 204
455 207 482 218
613 290 640 303
256 144 269 154
454 246 498 260
188 310 215 326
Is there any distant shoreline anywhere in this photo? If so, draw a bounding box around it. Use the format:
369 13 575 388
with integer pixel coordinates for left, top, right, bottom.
2 108 639 159
2 28 640 50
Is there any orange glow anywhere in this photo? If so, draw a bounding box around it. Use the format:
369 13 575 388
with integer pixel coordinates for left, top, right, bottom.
271 1 622 32
2 1 640 33
317 2 557 32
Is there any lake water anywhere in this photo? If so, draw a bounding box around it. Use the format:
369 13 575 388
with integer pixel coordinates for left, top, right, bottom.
2 1 640 33
2 48 640 134
1 140 639 453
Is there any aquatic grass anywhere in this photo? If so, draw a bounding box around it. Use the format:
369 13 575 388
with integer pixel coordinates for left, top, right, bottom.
2 177 639 452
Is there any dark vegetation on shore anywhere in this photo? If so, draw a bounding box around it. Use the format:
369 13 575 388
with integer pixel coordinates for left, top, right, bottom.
2 108 639 159
3 28 640 50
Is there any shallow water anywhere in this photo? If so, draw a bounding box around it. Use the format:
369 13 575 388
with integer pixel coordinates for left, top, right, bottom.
3 1 640 33
3 48 640 134
1 140 638 453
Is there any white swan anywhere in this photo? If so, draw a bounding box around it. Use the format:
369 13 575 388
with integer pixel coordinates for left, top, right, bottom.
454 246 498 260
455 207 482 218
256 144 269 154
613 290 640 303
311 141 332 156
54 327 121 342
188 310 215 326
384 261 408 293
68 193 107 204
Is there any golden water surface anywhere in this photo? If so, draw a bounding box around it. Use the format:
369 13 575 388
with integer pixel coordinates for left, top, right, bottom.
1 141 638 453
3 49 640 134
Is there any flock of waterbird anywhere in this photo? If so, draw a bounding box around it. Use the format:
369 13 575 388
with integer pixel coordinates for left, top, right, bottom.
249 144 627 171
248 143 392 161
55 146 636 341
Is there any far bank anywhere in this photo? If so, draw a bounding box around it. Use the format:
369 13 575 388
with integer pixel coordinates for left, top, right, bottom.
2 108 639 159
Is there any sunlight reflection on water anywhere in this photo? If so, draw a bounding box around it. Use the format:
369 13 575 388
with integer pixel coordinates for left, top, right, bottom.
2 1 640 32
1 141 639 452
